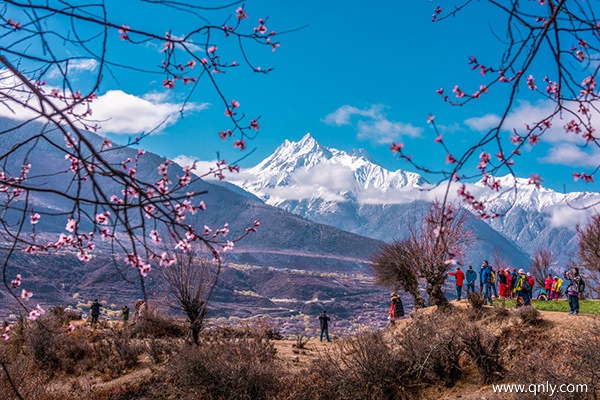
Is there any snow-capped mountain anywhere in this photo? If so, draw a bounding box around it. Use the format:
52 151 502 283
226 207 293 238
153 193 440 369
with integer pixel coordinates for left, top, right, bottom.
230 134 600 266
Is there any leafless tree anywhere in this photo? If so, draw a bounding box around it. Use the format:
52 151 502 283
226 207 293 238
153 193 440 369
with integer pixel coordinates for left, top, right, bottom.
577 214 600 298
161 246 217 345
411 201 475 308
373 201 474 309
371 240 426 309
530 248 554 288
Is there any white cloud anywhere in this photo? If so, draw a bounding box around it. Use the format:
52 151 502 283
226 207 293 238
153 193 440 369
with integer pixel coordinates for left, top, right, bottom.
90 90 209 134
47 58 99 79
0 70 208 135
173 155 250 181
323 104 422 144
322 104 383 126
538 144 598 167
464 114 501 132
291 163 355 192
548 205 594 229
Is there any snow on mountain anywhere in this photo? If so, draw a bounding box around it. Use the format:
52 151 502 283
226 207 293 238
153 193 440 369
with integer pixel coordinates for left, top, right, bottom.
229 133 600 265
232 132 425 206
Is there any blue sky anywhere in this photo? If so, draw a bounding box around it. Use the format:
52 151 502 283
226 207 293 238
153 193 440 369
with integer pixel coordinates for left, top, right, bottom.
4 1 599 193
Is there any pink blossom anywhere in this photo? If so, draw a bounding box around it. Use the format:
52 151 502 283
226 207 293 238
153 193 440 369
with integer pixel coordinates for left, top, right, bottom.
22 289 33 301
528 173 543 188
163 78 175 89
234 140 246 150
389 142 404 154
236 6 248 20
118 25 130 40
198 201 206 210
222 241 235 253
434 135 442 143
444 259 457 265
207 45 217 54
66 218 77 232
527 75 537 90
427 114 435 123
11 274 21 288
150 230 161 243
452 85 465 98
436 88 444 95
7 19 22 30
30 213 41 225
95 212 110 224
528 134 540 145
250 120 260 131
510 135 522 145
446 153 457 164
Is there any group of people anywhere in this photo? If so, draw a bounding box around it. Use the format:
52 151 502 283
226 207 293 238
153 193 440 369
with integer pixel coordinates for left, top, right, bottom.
447 261 585 315
88 299 145 325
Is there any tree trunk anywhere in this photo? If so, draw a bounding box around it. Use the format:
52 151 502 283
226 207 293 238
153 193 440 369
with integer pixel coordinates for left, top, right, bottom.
427 280 450 309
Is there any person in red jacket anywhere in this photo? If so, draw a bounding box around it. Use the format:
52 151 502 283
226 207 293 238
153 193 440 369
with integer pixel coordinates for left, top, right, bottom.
448 267 466 300
498 269 508 298
505 269 513 299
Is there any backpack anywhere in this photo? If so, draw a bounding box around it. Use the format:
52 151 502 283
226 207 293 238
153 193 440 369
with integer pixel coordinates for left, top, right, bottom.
522 278 532 292
578 277 586 293
490 271 496 284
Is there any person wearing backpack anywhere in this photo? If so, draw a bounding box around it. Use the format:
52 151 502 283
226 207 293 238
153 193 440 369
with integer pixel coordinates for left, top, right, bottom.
512 269 527 308
525 273 535 305
505 269 513 299
564 268 584 315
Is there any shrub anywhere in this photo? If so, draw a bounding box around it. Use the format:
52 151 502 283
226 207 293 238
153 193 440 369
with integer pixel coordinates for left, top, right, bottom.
516 306 542 325
467 292 486 318
459 322 504 384
167 336 280 400
130 306 185 339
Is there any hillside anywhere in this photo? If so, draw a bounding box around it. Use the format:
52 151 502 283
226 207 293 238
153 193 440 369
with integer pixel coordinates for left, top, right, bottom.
1 301 598 399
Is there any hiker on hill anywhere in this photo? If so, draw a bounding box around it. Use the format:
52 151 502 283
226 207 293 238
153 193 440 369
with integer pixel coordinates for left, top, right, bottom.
505 269 513 299
122 305 130 322
448 267 465 300
512 269 529 307
526 273 535 304
564 268 583 316
466 266 477 294
388 292 405 322
90 299 101 324
318 310 332 342
481 261 494 305
490 267 498 298
498 269 507 298
550 276 563 300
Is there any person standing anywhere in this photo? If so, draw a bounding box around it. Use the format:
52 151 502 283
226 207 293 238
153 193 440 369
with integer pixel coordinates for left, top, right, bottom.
543 274 553 298
466 266 477 294
498 269 507 298
90 299 101 325
512 269 528 307
448 267 465 300
564 268 583 315
481 261 493 305
550 276 563 300
388 292 404 322
122 305 130 322
318 310 331 342
505 269 513 299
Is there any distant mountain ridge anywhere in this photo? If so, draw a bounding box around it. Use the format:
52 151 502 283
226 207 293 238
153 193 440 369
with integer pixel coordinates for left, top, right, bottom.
229 133 600 267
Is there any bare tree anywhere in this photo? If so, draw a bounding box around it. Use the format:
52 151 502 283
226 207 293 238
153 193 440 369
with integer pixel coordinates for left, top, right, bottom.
577 214 600 298
411 201 475 308
530 248 554 288
371 240 426 309
161 246 217 345
372 201 474 309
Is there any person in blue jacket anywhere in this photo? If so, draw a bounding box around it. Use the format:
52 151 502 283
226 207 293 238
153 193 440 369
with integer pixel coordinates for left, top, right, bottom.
481 261 493 305
466 265 477 294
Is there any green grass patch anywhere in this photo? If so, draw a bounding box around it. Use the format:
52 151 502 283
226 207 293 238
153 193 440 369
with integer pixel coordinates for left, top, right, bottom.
493 298 600 314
